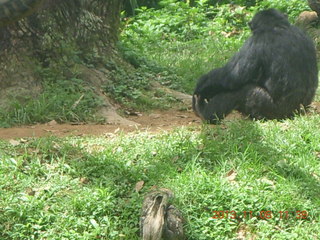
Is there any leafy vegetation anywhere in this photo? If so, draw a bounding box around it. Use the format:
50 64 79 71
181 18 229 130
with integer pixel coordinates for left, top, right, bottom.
0 116 319 239
0 80 101 128
105 65 182 111
0 55 103 127
121 0 310 92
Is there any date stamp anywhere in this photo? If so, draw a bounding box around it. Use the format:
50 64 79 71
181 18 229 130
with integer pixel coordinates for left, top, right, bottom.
212 210 309 220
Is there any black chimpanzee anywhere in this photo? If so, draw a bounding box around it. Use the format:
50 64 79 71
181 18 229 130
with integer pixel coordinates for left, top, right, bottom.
193 8 318 123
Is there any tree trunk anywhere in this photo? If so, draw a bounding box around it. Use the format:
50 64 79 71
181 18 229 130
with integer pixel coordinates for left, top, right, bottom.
308 0 320 15
0 0 123 52
87 0 123 47
0 0 136 125
0 0 43 26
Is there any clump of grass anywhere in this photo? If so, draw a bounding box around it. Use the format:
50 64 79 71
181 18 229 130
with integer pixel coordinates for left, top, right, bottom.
0 78 102 127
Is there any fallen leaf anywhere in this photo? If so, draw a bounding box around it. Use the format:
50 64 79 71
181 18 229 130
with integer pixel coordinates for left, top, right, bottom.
44 206 50 211
26 188 36 196
9 139 20 146
80 177 89 184
172 156 179 162
47 120 58 126
226 169 237 182
150 185 158 191
149 113 161 119
260 177 275 188
43 129 58 133
125 111 142 116
135 180 145 192
311 172 319 180
237 224 256 240
90 219 99 229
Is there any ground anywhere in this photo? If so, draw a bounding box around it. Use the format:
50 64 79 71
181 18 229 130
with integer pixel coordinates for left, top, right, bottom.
0 109 200 139
1 102 319 140
0 109 243 139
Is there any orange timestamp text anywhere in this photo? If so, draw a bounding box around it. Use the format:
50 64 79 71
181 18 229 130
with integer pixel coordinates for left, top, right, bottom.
212 210 308 220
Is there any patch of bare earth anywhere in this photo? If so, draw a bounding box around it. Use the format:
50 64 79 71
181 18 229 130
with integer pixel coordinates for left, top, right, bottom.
0 110 201 139
1 102 319 140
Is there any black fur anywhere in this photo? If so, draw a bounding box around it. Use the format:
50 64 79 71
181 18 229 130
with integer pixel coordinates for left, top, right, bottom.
193 8 318 123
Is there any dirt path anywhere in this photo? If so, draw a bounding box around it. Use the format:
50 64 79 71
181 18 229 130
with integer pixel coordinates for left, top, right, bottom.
0 110 203 140
1 101 319 140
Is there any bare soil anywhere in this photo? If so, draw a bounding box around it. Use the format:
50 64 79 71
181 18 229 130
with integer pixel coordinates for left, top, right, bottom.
0 110 202 140
1 102 319 140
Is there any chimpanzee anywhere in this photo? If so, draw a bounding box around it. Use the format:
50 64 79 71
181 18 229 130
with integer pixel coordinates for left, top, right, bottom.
193 8 318 123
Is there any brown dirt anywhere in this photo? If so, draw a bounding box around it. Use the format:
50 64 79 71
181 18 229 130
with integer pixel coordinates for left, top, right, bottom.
1 102 319 140
0 110 202 140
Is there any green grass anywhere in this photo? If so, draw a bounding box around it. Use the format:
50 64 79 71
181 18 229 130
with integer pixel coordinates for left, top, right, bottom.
142 37 246 93
1 114 319 239
121 29 248 94
120 1 310 94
